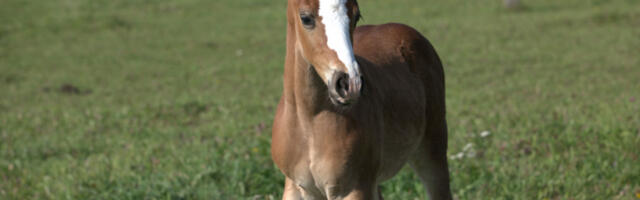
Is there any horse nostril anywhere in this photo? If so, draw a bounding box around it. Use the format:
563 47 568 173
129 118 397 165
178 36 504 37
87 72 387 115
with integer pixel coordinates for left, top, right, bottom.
329 72 359 106
336 74 349 97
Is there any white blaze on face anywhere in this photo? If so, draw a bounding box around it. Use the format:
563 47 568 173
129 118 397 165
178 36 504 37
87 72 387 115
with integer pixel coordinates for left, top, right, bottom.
318 0 360 79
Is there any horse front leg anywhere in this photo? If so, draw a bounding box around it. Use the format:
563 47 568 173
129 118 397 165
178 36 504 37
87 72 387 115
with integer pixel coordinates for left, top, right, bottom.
282 178 302 200
326 183 382 200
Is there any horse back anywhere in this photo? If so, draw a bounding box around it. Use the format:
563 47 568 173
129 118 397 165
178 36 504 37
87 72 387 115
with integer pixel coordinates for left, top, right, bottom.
353 23 446 118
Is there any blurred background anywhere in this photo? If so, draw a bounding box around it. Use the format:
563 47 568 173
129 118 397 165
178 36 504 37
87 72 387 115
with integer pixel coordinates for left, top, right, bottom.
1 0 638 199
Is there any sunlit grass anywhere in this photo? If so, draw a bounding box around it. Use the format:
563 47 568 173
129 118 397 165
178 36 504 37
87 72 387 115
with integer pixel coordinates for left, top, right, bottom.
1 0 639 199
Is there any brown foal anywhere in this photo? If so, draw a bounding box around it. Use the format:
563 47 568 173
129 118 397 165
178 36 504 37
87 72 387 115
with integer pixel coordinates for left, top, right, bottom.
271 0 452 199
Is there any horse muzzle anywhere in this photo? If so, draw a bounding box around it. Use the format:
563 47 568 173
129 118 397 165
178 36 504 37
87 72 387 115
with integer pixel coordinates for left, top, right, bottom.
328 71 362 106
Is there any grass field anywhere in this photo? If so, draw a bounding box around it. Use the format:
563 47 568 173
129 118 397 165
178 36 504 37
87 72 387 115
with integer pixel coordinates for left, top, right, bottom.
1 0 639 199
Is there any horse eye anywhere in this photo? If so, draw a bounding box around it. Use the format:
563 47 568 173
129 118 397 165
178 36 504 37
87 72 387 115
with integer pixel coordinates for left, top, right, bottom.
300 14 315 29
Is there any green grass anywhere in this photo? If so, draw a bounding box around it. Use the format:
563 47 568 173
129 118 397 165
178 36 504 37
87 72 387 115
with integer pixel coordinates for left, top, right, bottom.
1 0 639 199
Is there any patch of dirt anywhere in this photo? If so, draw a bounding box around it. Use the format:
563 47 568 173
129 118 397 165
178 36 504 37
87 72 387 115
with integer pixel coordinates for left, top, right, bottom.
204 41 218 49
591 12 640 25
254 122 266 135
2 74 23 84
538 11 640 29
183 101 208 116
106 16 132 31
43 84 92 95
514 139 532 156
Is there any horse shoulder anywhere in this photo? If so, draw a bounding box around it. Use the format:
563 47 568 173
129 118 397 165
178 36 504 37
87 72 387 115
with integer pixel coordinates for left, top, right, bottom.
271 97 307 177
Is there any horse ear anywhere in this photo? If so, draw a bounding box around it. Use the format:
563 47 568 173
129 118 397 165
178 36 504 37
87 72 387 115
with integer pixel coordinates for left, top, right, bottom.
353 0 362 24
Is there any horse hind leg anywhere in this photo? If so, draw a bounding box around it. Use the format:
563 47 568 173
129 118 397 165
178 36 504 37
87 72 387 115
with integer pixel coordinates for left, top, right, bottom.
409 120 452 200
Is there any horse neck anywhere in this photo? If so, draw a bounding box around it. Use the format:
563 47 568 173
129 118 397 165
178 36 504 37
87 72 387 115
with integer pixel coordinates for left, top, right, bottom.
282 9 328 116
